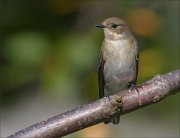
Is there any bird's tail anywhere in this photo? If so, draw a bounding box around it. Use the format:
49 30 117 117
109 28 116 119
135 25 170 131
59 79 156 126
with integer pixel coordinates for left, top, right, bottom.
104 116 120 124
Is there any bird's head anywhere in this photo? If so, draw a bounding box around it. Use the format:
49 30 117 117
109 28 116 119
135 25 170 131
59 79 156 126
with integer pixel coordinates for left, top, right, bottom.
96 17 131 40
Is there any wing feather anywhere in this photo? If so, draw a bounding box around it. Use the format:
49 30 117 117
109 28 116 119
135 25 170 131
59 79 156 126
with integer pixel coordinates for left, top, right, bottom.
98 52 105 98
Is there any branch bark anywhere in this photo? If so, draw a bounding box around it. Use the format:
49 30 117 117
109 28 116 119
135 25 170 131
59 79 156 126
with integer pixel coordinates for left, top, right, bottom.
8 69 180 138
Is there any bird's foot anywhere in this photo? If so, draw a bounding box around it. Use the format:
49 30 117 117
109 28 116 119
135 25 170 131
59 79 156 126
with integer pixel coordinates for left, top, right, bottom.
128 83 141 91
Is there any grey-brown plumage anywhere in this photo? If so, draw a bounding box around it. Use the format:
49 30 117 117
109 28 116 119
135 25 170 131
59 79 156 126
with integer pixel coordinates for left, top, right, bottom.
96 17 139 124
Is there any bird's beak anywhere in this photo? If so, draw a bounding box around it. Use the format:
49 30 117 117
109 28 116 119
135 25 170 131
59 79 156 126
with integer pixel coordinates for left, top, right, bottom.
96 24 106 28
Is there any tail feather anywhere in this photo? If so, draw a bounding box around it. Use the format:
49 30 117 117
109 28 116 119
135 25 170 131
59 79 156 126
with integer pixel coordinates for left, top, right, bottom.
104 116 120 124
112 116 120 124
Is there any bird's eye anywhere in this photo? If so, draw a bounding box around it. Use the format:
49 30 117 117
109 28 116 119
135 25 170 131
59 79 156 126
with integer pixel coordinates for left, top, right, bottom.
111 24 118 28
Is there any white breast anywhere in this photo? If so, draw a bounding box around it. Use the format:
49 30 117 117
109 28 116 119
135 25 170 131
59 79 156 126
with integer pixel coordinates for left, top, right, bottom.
102 39 137 86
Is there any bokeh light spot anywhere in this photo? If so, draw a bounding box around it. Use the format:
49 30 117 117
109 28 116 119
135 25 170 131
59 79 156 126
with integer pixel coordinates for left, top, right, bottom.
128 8 161 36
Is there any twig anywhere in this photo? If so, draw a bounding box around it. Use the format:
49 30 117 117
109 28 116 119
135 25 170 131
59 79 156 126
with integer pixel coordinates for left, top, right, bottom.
8 69 180 138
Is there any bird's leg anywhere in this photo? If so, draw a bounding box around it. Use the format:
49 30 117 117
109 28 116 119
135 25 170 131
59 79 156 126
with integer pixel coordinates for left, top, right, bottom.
127 82 142 90
127 82 142 103
127 82 141 96
127 82 136 90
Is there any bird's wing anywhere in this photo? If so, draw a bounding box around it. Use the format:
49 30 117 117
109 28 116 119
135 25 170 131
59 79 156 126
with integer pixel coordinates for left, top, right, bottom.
128 42 139 88
132 39 139 85
134 52 139 84
98 51 105 98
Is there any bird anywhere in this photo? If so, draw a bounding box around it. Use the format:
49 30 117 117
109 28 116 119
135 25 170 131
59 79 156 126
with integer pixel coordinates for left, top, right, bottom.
96 17 139 124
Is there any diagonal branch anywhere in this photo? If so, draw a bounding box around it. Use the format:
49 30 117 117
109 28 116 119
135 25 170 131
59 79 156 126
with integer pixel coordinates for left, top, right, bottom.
8 69 180 138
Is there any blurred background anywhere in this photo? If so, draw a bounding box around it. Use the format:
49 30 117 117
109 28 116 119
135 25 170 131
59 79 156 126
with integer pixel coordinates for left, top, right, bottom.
0 0 179 137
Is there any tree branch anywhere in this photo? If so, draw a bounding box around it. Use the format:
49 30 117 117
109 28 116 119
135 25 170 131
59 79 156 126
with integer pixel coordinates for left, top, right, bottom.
8 69 180 138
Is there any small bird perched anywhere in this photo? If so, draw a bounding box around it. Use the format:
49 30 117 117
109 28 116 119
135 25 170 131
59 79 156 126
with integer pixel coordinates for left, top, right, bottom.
96 17 139 124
